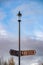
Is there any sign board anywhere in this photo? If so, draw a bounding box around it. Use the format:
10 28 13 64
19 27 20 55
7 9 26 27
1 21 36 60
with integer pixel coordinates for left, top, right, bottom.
9 49 19 56
9 49 36 56
21 50 36 56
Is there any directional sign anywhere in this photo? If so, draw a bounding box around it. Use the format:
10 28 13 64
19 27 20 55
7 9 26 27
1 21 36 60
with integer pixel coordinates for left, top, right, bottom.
21 50 36 56
9 49 36 56
9 49 19 56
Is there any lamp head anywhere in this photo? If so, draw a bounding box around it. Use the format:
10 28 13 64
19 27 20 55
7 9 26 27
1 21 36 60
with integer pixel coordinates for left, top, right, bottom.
17 11 22 22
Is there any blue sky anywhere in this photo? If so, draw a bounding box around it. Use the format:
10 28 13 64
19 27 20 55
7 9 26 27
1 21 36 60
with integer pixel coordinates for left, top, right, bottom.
0 0 43 65
0 0 43 40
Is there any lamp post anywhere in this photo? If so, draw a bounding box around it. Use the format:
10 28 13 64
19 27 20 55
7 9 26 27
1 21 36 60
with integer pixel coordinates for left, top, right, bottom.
17 11 22 65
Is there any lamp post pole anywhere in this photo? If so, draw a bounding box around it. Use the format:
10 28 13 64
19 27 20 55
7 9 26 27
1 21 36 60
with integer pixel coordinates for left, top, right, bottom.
17 11 22 65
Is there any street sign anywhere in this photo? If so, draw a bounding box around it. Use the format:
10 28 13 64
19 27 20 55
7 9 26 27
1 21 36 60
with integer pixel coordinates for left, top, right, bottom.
9 49 36 56
9 49 19 56
21 50 36 56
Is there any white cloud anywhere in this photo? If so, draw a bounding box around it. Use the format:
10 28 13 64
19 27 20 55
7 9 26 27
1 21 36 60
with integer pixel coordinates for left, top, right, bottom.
31 63 39 65
0 35 43 64
0 24 8 38
33 31 43 40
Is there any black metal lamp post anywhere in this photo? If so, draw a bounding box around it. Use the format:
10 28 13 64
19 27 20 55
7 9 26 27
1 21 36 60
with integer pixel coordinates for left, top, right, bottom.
17 11 22 65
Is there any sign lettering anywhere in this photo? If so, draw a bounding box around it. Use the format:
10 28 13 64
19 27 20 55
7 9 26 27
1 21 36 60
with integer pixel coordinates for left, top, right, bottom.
9 49 36 56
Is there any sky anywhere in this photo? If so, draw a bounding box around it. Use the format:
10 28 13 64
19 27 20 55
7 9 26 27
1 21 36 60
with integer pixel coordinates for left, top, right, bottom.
0 0 43 65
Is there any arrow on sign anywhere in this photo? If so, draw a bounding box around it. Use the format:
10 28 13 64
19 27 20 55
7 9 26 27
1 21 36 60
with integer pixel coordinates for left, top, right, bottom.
9 49 36 56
